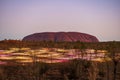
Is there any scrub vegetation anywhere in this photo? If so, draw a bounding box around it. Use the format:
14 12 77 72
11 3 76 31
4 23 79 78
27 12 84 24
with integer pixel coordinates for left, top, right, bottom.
0 40 120 80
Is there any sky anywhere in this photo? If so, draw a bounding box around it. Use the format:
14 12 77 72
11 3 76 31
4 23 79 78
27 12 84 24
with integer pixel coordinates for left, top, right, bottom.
0 0 120 41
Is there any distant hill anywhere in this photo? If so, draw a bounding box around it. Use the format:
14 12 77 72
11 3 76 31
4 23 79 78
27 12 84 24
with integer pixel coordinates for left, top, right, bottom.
22 32 99 42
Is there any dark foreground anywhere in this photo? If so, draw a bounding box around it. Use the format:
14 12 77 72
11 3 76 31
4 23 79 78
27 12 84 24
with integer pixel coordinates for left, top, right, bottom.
0 60 120 80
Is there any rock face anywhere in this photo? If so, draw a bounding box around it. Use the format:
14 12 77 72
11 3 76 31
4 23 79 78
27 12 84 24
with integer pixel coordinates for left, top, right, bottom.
22 32 99 42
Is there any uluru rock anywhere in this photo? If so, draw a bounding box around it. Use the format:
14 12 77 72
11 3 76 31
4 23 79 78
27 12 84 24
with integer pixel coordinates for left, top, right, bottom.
22 32 99 42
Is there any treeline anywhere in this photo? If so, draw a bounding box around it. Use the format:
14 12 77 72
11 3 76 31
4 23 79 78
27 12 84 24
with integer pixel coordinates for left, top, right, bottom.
0 39 120 50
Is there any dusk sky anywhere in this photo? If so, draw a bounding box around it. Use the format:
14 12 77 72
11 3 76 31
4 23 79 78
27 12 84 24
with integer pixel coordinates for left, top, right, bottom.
0 0 120 41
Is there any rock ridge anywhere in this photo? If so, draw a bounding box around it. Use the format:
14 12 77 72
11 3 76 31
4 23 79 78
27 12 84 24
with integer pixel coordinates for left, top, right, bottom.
22 32 99 42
